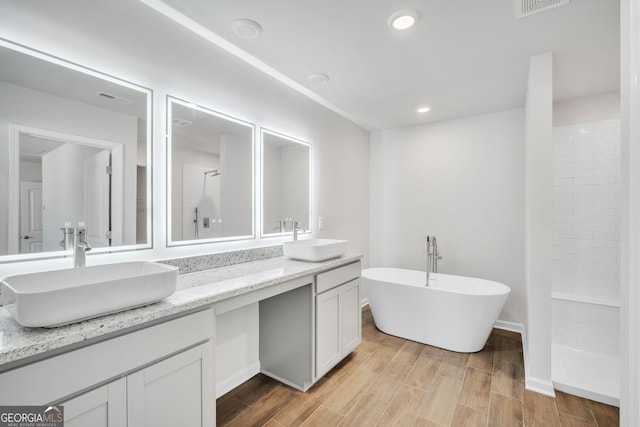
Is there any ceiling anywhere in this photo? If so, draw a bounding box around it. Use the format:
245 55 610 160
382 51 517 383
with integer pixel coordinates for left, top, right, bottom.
150 0 620 131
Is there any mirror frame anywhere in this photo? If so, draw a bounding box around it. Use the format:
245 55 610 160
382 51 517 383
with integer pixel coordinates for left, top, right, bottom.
260 128 312 238
166 96 256 246
0 38 154 262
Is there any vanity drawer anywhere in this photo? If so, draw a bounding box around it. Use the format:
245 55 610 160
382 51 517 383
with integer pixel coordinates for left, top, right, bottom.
316 261 361 294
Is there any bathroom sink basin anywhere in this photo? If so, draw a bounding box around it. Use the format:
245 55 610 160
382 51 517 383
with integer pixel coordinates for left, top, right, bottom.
283 239 348 262
0 262 178 328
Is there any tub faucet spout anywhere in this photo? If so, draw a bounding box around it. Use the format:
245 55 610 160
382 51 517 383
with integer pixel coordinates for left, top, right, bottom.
426 235 442 285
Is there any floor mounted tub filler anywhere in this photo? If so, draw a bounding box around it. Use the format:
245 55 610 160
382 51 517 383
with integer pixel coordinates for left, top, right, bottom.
362 268 510 353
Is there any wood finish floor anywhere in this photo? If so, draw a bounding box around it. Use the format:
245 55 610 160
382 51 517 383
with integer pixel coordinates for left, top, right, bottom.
216 307 619 426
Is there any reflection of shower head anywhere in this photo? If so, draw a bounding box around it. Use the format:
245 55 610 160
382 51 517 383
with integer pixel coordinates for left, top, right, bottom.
204 169 221 177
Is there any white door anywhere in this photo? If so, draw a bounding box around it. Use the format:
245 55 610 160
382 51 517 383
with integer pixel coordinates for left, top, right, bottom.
127 343 214 427
316 287 342 378
19 181 43 253
84 150 111 247
62 378 127 427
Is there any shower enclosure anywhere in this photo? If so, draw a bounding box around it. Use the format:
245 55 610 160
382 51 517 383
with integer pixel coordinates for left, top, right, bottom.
551 118 620 406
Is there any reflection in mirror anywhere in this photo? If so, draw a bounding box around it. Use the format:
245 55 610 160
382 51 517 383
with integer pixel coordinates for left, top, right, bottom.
261 129 310 237
0 40 152 260
168 98 254 244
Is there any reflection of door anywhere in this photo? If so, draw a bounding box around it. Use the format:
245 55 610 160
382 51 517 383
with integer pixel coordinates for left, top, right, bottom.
19 181 43 253
84 151 111 247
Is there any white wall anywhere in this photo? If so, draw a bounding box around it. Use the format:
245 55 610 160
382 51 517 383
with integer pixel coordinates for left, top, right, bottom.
219 134 253 237
524 52 554 395
369 108 526 323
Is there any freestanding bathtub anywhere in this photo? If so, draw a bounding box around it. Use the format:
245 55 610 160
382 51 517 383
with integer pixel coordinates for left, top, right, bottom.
362 268 510 353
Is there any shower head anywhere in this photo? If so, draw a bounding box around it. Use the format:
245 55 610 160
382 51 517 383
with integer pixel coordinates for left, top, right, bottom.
204 169 221 177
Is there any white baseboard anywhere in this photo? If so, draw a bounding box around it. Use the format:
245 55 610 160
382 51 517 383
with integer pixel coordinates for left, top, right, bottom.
215 361 261 398
493 320 556 397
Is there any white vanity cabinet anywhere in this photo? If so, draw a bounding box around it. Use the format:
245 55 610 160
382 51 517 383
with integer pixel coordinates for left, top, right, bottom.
315 261 361 378
0 309 215 427
256 260 361 391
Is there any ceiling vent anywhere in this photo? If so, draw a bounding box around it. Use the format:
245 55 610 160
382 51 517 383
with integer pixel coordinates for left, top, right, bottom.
172 117 193 127
97 92 133 105
515 0 570 19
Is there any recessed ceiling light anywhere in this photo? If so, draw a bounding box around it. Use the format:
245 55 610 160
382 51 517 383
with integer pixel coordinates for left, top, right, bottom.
307 73 330 84
388 9 420 30
417 106 431 113
231 18 263 39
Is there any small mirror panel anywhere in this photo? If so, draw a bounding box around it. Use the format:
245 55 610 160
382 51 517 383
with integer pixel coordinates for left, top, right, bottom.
168 97 254 244
261 129 310 237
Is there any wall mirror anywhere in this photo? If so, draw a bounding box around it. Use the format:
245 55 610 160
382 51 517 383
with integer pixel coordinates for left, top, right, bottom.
0 40 152 261
261 129 310 237
168 97 254 245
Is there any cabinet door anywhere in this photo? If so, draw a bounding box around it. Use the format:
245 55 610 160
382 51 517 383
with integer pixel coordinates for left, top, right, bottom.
341 279 362 355
316 286 342 378
127 341 214 427
62 378 126 427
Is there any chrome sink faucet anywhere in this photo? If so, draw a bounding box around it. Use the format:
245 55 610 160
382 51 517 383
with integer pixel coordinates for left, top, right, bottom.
73 227 92 268
426 235 442 285
292 220 305 241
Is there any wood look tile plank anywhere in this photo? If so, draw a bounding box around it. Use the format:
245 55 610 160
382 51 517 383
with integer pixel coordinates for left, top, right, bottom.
226 386 298 427
377 383 427 426
382 333 410 348
468 344 495 372
451 404 489 427
422 344 446 359
403 352 442 391
361 342 400 374
339 392 390 427
392 340 425 366
272 379 335 426
228 374 283 406
555 391 596 422
491 359 524 400
324 348 372 384
215 394 249 426
558 412 597 427
323 367 378 415
300 406 343 426
458 367 492 412
523 390 561 427
438 351 470 381
367 360 412 401
488 392 524 427
588 400 620 427
413 417 442 427
419 375 462 426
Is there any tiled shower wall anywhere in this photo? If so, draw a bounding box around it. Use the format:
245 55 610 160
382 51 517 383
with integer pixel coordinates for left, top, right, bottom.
551 119 620 357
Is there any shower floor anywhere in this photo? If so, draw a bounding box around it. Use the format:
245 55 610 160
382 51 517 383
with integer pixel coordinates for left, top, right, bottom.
552 343 619 407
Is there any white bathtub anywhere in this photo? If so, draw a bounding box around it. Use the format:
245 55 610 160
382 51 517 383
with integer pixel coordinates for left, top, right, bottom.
362 268 510 352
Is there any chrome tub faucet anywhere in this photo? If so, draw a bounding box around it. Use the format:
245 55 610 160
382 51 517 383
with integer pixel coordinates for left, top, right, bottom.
426 235 442 285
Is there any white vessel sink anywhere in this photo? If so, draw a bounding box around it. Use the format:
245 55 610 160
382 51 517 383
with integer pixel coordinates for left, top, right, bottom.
0 262 178 328
283 239 348 262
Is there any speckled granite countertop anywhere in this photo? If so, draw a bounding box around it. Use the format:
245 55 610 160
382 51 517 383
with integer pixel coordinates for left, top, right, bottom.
0 254 361 371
